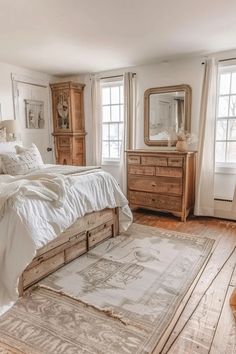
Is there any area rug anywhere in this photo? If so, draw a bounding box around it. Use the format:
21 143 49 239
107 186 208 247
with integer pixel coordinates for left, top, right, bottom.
0 287 148 354
37 223 215 353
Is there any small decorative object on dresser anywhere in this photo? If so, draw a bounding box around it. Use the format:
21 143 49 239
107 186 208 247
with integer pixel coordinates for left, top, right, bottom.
50 81 86 165
127 150 196 221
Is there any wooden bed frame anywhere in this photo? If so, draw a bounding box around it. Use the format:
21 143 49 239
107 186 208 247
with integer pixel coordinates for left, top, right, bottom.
18 207 119 296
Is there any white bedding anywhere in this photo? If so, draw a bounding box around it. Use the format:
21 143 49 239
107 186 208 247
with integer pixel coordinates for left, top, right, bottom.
0 165 133 316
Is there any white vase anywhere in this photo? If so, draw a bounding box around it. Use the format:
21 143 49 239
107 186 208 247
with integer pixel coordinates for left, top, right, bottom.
176 140 187 151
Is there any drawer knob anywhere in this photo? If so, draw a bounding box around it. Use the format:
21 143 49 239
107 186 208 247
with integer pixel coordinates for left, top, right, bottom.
151 198 155 202
151 183 156 187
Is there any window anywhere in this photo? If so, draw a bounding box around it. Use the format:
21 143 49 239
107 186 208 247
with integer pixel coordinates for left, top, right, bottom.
101 79 124 161
215 66 236 167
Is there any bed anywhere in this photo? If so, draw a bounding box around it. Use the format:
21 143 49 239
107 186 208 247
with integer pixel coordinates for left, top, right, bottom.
0 161 133 316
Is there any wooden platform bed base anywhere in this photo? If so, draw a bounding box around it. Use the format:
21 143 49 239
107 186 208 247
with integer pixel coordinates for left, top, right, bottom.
18 208 119 296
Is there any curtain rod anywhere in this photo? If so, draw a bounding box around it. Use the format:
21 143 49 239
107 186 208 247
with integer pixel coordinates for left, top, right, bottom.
101 73 136 80
219 57 236 63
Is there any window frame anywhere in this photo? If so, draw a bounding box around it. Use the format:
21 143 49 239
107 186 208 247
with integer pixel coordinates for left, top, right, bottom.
215 64 236 171
101 78 124 164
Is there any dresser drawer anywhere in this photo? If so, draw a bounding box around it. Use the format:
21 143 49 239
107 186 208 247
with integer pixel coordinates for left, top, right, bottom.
168 157 183 167
128 176 182 196
128 155 141 164
141 156 167 166
129 191 182 211
128 165 155 176
156 166 183 178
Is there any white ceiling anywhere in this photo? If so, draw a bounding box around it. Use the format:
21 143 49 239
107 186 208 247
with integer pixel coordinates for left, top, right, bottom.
0 0 236 76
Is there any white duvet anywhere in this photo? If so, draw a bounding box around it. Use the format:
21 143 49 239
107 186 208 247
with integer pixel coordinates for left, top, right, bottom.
0 165 133 316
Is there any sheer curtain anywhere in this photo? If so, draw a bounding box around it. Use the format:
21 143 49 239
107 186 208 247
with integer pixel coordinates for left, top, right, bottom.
91 75 102 166
119 72 136 194
194 59 217 216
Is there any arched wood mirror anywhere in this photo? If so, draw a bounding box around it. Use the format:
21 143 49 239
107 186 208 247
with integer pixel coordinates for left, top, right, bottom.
144 84 192 146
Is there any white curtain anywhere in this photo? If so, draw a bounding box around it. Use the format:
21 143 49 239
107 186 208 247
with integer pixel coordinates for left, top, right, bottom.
232 182 236 212
194 59 217 216
119 72 136 194
91 76 102 166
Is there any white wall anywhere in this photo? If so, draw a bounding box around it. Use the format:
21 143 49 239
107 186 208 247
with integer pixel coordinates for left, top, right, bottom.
59 53 236 209
64 57 204 184
0 60 54 120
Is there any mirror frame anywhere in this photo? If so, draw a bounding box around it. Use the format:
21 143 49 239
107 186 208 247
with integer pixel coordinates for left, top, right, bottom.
144 84 192 146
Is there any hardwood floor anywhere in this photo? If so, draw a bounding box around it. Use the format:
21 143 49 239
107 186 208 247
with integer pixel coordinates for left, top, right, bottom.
133 209 236 354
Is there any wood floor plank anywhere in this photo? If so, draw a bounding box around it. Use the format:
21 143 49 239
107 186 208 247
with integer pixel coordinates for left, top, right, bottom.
162 251 235 354
210 286 236 354
133 210 236 354
230 266 236 287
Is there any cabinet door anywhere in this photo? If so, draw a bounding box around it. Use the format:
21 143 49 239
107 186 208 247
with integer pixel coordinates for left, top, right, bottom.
52 88 72 132
71 89 84 132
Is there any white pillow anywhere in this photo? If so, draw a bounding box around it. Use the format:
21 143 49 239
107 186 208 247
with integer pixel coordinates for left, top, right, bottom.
1 143 44 175
0 141 22 173
0 127 6 142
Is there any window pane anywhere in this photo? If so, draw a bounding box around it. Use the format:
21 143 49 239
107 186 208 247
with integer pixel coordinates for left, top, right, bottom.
120 86 124 104
120 104 124 122
102 123 109 140
229 95 236 116
111 105 120 121
110 141 119 158
215 142 226 163
216 119 227 140
110 123 119 140
111 86 119 104
102 87 110 105
219 73 231 94
218 96 229 117
231 73 236 94
102 142 109 158
119 123 123 140
227 142 236 162
103 106 110 122
228 119 236 140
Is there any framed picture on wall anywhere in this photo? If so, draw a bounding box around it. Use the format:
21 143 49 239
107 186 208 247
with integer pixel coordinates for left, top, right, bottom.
25 99 45 129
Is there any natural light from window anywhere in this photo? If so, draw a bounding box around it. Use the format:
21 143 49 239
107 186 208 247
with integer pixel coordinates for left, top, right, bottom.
215 66 236 166
101 80 124 161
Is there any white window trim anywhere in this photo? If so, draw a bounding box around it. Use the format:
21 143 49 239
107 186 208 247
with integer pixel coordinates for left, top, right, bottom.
215 65 236 168
101 78 124 164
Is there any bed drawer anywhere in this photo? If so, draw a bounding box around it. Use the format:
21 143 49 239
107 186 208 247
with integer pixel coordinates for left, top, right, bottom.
128 176 183 196
23 252 65 287
88 220 114 249
129 191 182 211
65 239 87 263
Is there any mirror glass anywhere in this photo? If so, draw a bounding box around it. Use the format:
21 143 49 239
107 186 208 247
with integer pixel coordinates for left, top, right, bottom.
144 85 191 146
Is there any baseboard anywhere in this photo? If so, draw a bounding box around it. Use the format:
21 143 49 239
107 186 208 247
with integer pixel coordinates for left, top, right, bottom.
214 200 236 221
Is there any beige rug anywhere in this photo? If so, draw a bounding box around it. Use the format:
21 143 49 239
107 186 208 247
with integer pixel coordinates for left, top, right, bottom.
0 224 215 354
0 288 147 354
40 223 214 353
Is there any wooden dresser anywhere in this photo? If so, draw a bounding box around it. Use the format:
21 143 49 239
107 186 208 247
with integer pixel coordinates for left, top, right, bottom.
127 150 196 221
50 81 86 165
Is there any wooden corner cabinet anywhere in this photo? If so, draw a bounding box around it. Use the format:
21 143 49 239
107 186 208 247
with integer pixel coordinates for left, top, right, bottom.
50 81 86 166
127 150 196 221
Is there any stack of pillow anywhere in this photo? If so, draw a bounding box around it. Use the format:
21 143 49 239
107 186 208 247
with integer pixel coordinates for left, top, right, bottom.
0 142 44 175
